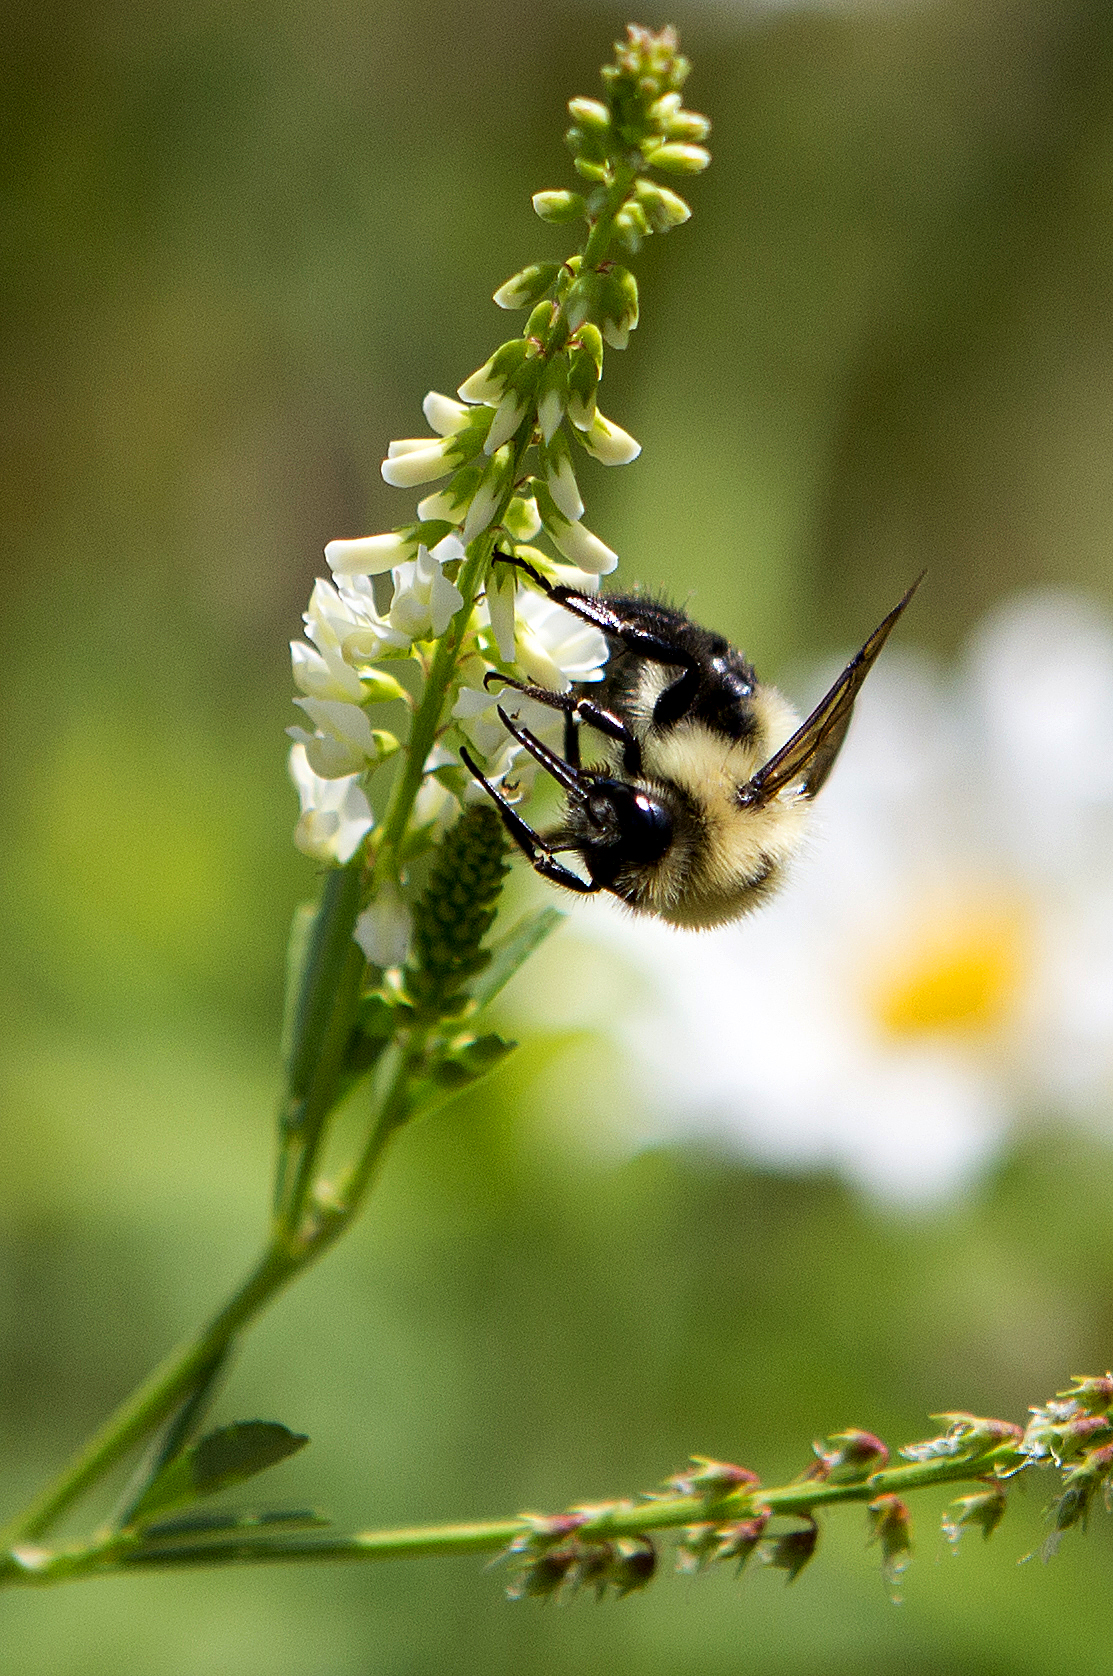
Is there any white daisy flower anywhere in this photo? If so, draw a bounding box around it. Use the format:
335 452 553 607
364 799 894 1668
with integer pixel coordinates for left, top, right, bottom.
571 591 1113 1206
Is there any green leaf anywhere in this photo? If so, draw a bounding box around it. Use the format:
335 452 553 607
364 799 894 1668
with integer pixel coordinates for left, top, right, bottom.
470 907 564 1010
357 991 405 1038
431 1033 516 1089
129 1422 309 1525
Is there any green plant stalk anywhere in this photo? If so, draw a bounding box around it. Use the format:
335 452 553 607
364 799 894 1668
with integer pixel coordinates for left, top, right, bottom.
0 1440 1028 1586
0 156 654 1564
0 1024 414 1551
275 863 367 1238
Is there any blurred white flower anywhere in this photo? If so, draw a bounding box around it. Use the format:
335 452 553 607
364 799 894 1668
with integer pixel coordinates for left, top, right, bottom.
288 744 374 864
355 884 412 968
301 575 411 668
576 591 1113 1205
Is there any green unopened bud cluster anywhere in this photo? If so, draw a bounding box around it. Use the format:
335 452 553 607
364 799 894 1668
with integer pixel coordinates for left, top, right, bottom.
406 806 509 1017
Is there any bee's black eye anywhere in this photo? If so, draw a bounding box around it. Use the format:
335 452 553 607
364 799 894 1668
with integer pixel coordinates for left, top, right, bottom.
585 782 673 867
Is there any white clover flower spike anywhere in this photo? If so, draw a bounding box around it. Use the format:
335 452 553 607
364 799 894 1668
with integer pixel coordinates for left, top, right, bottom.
288 743 374 864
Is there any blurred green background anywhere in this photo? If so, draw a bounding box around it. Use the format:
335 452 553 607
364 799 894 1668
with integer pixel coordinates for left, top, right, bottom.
3 0 1113 1669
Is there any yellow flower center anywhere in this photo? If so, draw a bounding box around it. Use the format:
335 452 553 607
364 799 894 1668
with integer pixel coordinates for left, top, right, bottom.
869 905 1029 1039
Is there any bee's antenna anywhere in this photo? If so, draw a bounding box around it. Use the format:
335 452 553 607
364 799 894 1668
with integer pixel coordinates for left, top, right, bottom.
491 549 553 595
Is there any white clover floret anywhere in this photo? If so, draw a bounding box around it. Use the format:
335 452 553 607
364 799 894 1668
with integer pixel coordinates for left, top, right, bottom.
288 744 374 864
514 586 608 692
290 637 366 703
289 697 390 778
325 532 411 577
578 412 641 466
545 444 584 523
388 542 465 641
484 389 529 454
485 567 517 664
422 390 471 436
547 516 618 574
380 437 456 488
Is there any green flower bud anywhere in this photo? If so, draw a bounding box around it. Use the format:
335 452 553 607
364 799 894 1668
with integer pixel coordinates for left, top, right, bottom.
762 1519 818 1584
714 1514 769 1571
941 1486 1007 1546
416 458 487 524
567 95 611 134
648 91 682 125
648 93 710 142
462 445 514 543
608 1536 656 1596
458 338 529 405
484 386 530 454
369 729 401 762
574 321 604 371
359 669 410 705
664 108 710 143
598 265 639 349
565 124 609 166
866 1494 912 1593
406 804 509 1017
541 427 583 522
810 1429 889 1485
532 188 587 224
564 272 602 333
493 262 560 310
503 492 541 542
666 1457 761 1499
536 354 569 443
572 156 609 183
524 299 556 342
643 140 711 175
567 338 601 431
614 202 650 252
633 178 691 231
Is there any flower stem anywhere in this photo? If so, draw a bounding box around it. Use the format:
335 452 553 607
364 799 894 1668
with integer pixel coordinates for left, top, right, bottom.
0 1439 1029 1586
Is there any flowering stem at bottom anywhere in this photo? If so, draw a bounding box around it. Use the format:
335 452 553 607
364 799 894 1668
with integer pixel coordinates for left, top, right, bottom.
0 1441 1028 1587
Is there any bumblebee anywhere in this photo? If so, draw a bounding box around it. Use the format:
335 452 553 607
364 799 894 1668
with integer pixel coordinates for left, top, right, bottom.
461 557 919 930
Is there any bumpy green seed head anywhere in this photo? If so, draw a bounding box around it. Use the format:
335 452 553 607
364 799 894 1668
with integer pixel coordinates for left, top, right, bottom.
407 805 510 1016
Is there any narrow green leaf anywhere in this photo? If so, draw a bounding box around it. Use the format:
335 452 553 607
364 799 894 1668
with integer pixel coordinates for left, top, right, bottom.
470 907 565 1010
138 1508 328 1546
129 1422 309 1525
192 1422 309 1496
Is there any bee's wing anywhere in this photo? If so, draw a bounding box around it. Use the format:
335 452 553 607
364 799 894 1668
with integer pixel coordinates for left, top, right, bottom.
741 575 923 805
